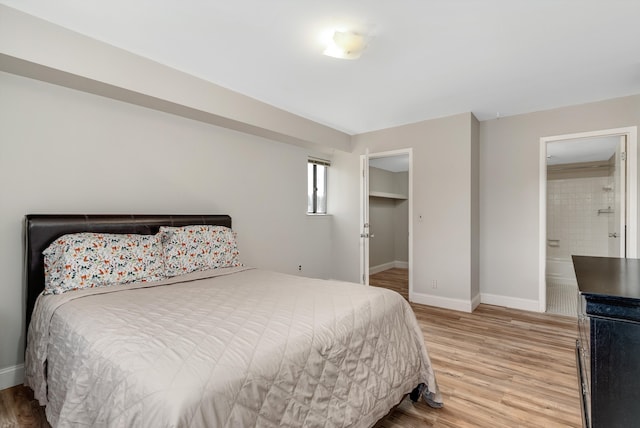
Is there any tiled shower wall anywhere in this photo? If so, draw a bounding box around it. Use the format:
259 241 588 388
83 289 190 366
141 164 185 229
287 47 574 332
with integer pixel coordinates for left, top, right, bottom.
546 175 614 259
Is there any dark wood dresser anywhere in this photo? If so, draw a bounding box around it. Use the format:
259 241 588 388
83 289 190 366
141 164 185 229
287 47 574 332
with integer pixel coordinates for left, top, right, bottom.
573 256 640 428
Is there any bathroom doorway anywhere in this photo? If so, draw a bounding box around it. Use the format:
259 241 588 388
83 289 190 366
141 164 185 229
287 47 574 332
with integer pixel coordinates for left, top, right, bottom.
539 127 638 315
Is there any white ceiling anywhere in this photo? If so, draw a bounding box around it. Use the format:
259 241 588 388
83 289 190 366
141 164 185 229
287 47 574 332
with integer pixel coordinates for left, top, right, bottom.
370 155 409 172
547 136 620 165
3 0 639 135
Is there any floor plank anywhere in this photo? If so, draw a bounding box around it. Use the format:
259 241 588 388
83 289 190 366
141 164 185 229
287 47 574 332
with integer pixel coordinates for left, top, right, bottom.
370 267 409 300
1 269 581 427
372 268 580 427
0 384 48 428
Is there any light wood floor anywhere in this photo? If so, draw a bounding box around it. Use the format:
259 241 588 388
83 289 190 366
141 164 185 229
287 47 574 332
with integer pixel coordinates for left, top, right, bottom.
370 267 409 300
372 268 581 427
1 269 581 428
0 385 47 428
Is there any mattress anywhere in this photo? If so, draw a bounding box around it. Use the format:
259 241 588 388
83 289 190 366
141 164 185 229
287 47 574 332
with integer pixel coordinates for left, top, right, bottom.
25 267 441 427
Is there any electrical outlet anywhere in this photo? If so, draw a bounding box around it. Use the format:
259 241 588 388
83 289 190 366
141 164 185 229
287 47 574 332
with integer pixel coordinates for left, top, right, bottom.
431 279 437 289
298 265 302 271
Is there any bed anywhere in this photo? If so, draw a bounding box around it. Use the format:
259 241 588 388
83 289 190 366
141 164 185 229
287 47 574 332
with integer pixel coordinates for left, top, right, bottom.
24 214 442 427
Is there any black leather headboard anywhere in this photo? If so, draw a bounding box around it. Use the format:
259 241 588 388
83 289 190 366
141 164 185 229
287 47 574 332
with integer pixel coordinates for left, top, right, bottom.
25 214 232 329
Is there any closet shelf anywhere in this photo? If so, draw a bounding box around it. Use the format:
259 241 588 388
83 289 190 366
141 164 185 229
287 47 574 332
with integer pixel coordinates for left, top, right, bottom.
369 191 407 200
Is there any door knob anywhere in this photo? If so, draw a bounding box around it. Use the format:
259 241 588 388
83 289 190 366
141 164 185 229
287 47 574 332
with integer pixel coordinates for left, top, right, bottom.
609 232 618 238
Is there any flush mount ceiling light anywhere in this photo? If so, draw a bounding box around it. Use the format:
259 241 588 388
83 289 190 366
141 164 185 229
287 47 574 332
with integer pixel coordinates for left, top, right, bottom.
323 31 366 60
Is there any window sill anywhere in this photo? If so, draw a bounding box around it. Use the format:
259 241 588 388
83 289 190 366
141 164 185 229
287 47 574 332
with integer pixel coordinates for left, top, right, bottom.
306 213 332 217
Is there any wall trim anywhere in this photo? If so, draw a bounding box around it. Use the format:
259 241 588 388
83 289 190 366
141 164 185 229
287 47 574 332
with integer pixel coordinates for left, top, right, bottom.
480 293 539 312
395 261 409 269
369 260 408 275
471 293 481 311
410 291 475 313
0 364 24 390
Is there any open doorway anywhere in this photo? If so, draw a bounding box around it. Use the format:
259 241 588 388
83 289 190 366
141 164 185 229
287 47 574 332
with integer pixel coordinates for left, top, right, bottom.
360 149 412 300
539 127 638 315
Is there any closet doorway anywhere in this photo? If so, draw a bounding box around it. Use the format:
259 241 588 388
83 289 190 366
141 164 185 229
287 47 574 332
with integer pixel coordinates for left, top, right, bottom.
360 149 412 300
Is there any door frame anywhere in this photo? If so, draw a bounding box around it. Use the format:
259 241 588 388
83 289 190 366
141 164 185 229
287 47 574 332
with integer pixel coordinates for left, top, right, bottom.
360 148 413 298
538 126 638 311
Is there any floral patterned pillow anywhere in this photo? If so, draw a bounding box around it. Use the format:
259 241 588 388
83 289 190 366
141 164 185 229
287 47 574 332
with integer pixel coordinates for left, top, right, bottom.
43 232 165 295
159 225 242 277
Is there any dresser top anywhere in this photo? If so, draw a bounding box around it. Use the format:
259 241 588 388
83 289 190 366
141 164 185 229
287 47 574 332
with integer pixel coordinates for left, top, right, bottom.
573 256 640 300
573 256 640 321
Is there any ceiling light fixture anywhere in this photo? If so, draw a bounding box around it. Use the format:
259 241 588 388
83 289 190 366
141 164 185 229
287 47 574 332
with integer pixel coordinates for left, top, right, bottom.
323 31 365 60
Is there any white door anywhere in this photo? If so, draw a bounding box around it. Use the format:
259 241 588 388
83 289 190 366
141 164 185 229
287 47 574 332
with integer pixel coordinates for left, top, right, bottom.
359 152 370 285
608 135 627 257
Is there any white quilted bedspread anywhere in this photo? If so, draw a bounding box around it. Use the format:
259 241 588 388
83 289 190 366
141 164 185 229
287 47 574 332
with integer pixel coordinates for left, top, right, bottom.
25 267 441 427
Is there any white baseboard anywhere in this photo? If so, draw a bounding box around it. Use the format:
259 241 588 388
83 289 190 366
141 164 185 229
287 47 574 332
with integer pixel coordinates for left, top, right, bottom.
394 261 409 269
480 293 540 312
409 292 538 314
410 291 475 313
471 293 481 311
369 260 408 275
0 364 24 390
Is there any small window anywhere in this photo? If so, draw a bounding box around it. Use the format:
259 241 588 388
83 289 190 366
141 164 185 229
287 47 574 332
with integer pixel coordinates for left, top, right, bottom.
308 158 330 214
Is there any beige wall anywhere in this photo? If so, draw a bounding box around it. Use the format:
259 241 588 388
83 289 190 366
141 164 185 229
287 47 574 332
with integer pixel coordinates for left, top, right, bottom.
332 95 639 312
0 5 348 385
369 197 399 267
0 5 350 153
2 1 638 390
368 168 408 268
470 115 480 299
480 94 640 304
332 113 479 310
0 71 333 384
393 172 410 263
